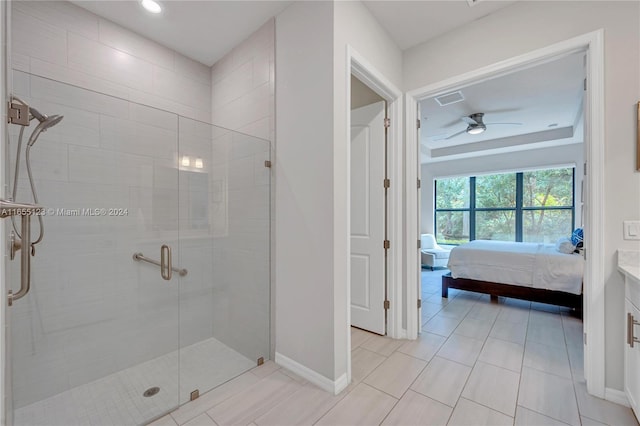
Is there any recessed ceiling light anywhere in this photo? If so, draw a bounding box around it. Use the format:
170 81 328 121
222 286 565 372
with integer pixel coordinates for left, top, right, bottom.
141 0 162 14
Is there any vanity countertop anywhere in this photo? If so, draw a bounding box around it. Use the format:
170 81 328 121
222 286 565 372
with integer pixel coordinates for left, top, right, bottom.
618 249 640 282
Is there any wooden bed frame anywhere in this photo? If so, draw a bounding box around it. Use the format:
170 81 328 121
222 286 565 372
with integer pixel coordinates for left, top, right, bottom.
442 272 583 318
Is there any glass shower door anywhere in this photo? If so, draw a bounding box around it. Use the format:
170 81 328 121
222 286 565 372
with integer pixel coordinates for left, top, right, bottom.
8 72 181 425
177 118 271 403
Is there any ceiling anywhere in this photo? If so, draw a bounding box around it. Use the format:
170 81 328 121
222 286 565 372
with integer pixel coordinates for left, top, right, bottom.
362 0 517 50
419 51 586 163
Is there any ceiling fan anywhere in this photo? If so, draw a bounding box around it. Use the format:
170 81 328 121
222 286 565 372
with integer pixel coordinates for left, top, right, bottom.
441 112 523 140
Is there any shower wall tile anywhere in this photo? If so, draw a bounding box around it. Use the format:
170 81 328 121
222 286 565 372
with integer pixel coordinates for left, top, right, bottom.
98 18 175 71
11 0 211 121
13 0 100 41
30 73 130 119
11 52 31 73
12 9 68 66
210 19 274 141
67 33 155 93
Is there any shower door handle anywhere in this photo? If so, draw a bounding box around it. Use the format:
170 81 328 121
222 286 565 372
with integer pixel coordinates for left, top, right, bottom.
160 244 172 281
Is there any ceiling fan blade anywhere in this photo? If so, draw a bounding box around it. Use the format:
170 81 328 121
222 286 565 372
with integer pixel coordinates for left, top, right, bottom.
485 122 523 126
461 116 478 125
445 129 467 140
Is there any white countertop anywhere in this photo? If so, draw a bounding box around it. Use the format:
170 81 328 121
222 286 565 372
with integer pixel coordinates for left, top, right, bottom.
618 249 640 282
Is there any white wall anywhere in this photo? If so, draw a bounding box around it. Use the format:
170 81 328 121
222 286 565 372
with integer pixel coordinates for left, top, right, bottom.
404 0 640 391
275 0 336 383
275 0 402 388
333 0 402 380
421 143 585 234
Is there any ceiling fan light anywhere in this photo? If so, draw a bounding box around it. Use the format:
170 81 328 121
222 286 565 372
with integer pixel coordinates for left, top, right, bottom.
467 125 486 135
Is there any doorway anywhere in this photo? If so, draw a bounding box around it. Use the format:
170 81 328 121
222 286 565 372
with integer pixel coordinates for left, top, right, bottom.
350 75 387 335
405 31 606 398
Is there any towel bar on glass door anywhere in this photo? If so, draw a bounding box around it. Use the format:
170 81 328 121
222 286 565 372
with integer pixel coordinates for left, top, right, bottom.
1 199 44 306
132 252 188 277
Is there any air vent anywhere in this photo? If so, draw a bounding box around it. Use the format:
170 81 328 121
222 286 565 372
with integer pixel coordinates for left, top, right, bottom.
434 91 465 107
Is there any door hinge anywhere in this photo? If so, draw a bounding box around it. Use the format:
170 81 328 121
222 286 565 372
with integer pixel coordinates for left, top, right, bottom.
384 300 390 310
417 299 422 309
583 162 587 175
417 239 421 249
416 118 421 129
417 179 421 189
383 240 390 250
583 78 587 91
8 101 29 126
383 178 390 189
584 332 587 345
264 160 272 168
384 118 390 128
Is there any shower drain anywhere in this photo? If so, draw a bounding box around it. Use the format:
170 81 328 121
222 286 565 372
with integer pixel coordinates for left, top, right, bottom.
143 387 160 397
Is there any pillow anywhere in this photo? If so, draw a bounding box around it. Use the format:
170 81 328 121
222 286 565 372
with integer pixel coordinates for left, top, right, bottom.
556 237 576 254
571 228 584 247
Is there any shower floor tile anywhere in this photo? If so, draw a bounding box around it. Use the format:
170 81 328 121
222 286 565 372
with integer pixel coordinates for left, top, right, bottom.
13 337 255 426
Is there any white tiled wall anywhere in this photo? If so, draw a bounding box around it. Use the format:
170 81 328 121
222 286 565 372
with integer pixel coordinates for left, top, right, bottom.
11 0 211 122
210 19 274 142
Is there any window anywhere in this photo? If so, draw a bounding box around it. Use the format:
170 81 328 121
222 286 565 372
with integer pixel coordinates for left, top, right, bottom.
434 167 575 244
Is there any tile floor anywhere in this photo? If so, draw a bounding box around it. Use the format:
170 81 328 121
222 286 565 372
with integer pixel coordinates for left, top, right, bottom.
150 269 639 426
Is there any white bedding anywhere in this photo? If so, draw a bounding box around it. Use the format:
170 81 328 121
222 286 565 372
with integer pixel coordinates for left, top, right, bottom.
447 240 584 295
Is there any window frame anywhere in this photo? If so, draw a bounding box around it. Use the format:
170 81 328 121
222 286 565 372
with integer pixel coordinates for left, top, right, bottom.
434 168 575 244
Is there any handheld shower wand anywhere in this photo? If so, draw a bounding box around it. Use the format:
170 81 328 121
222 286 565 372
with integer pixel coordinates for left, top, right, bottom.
10 99 64 254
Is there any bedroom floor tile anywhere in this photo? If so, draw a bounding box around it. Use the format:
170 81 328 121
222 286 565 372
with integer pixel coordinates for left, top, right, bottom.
478 337 524 372
454 316 493 340
397 331 447 362
523 340 572 379
363 352 427 398
517 367 581 426
490 319 528 345
410 356 471 407
381 390 453 426
424 314 464 337
436 333 484 366
447 398 513 426
462 361 520 416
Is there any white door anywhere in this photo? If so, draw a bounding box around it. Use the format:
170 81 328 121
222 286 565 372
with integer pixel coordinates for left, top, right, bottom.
350 101 386 335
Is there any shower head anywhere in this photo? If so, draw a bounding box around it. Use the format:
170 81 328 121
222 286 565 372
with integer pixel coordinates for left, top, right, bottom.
29 106 48 123
27 115 64 147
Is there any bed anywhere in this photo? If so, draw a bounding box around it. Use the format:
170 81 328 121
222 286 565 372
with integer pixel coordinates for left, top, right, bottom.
442 240 584 316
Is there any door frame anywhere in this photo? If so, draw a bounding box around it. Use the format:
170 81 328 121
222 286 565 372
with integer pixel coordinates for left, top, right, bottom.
404 30 606 398
346 45 402 382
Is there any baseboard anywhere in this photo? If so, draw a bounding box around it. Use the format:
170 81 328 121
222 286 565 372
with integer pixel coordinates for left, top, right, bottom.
605 387 630 407
275 352 348 395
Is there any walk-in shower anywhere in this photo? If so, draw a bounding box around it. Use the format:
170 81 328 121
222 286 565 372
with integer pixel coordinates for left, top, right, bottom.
5 73 271 426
